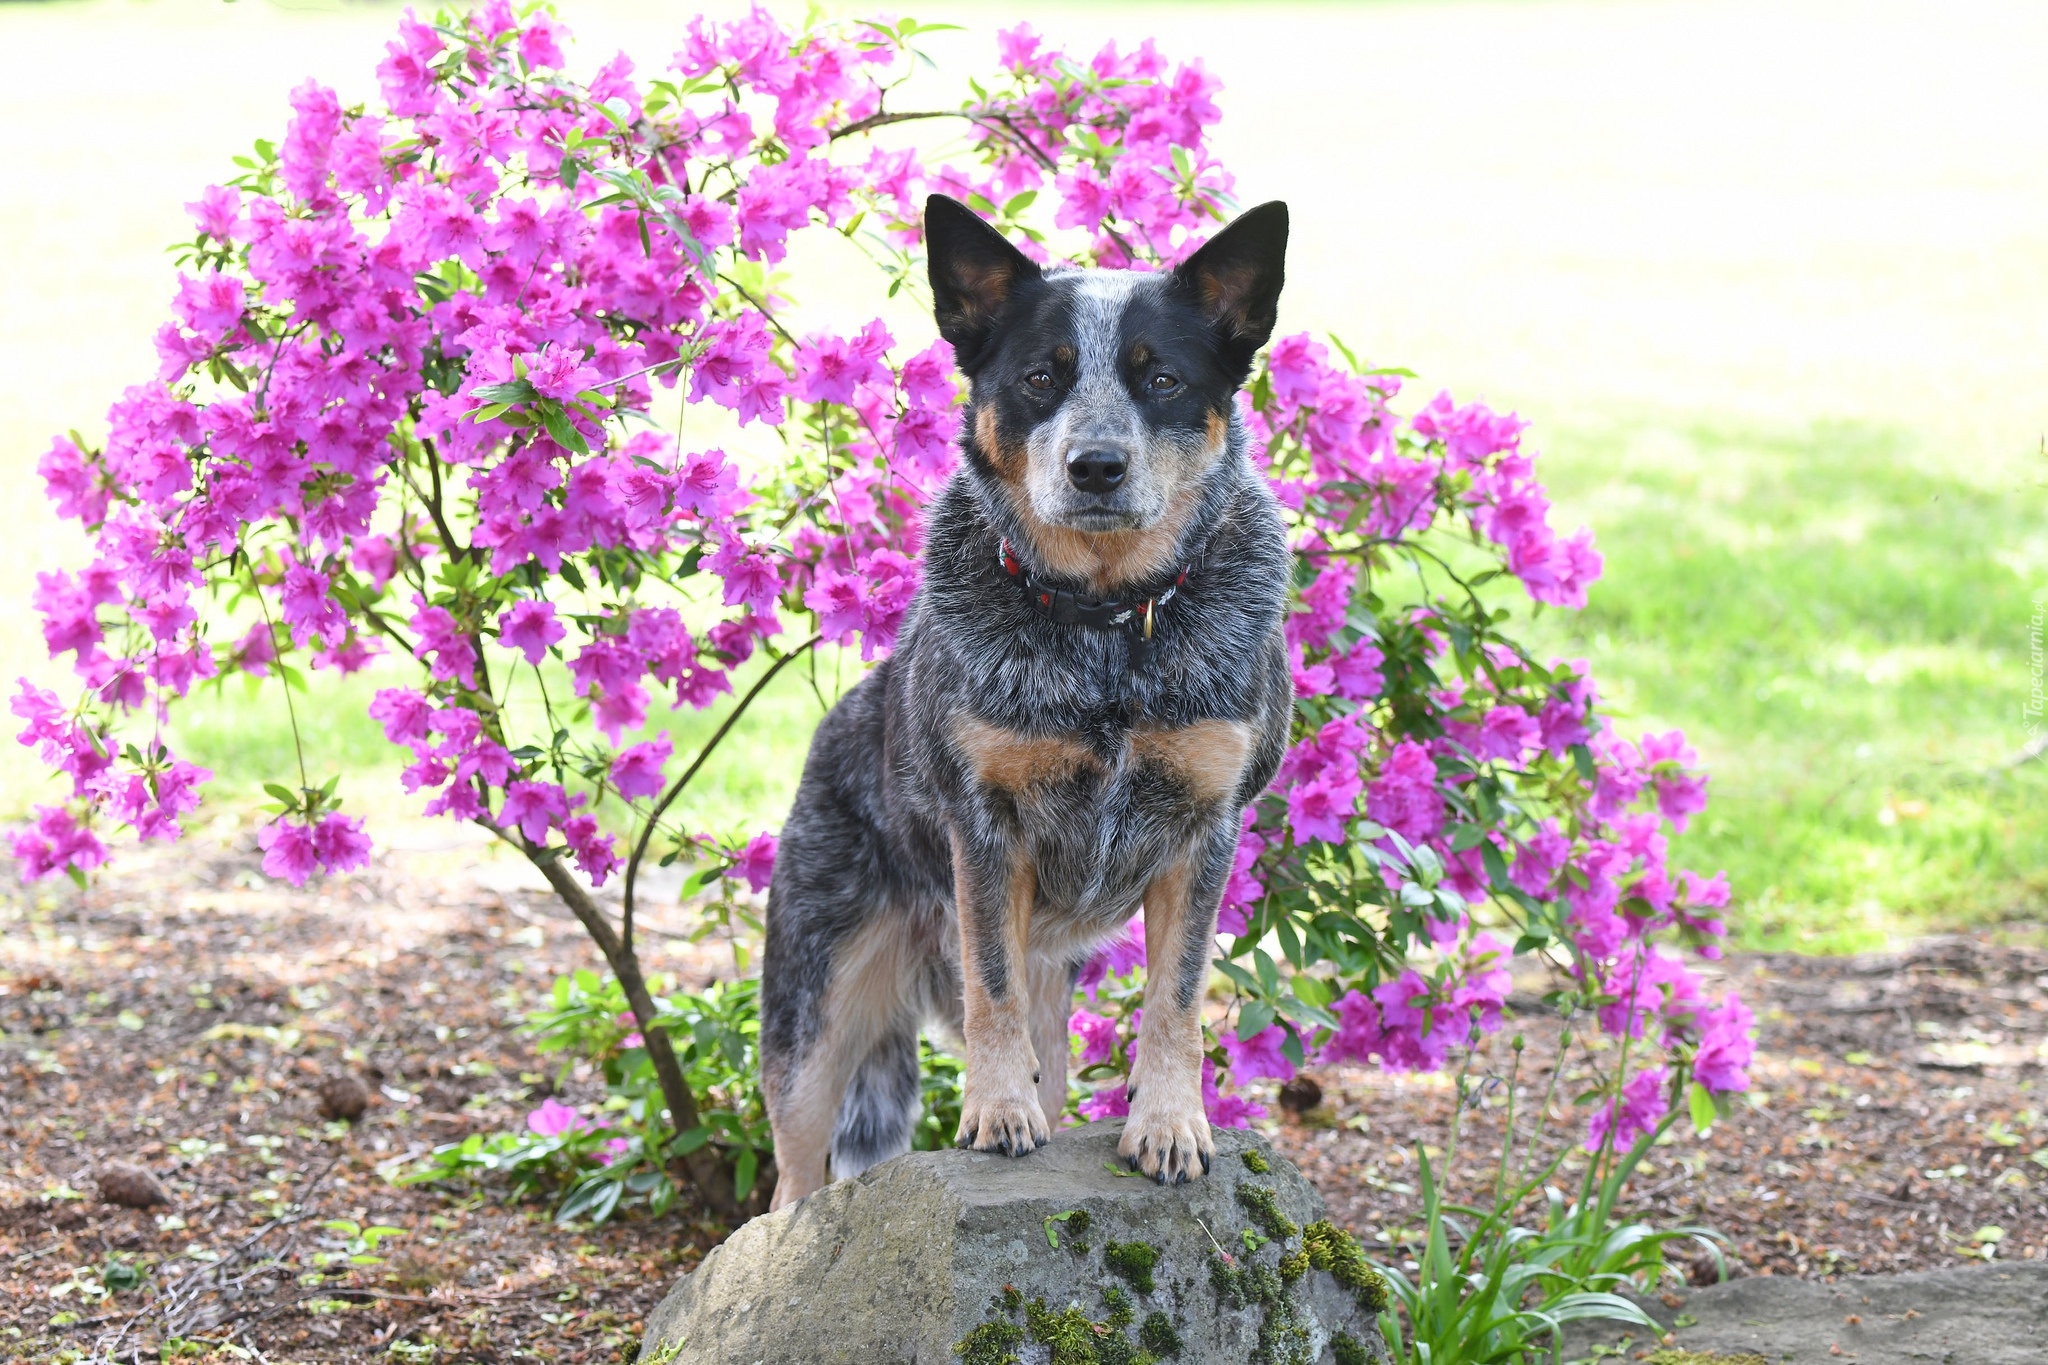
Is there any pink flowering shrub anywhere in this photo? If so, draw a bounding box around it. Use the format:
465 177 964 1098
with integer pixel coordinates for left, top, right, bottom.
13 3 1751 1210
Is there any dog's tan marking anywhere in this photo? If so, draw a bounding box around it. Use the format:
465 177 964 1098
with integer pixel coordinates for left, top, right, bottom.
975 405 1028 483
1054 344 1076 369
1204 408 1228 449
953 715 1100 794
1119 856 1215 1183
1131 343 1152 368
1010 485 1206 595
952 828 1049 1155
1131 719 1254 807
766 914 923 1209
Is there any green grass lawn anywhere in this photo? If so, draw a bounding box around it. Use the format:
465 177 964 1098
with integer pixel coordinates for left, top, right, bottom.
1529 417 2047 950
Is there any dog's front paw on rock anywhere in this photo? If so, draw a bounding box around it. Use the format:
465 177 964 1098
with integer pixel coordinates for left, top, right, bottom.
1118 1100 1214 1184
956 1087 1050 1157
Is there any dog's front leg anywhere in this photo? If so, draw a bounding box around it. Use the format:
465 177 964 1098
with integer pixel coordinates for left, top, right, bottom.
950 825 1050 1155
1121 850 1224 1183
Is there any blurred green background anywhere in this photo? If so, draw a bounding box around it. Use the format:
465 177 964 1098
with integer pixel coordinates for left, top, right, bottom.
3 0 2044 950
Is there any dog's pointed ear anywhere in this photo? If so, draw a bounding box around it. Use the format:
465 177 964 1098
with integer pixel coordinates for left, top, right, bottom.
925 194 1040 368
1171 201 1288 374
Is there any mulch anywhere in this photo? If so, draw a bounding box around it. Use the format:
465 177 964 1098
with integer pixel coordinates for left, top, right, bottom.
3 819 2044 1362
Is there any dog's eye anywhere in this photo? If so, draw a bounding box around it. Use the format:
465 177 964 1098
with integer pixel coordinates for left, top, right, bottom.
1149 373 1179 392
1026 370 1054 392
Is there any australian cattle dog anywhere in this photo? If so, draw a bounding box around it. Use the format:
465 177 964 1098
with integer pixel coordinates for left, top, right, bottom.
759 193 1294 1209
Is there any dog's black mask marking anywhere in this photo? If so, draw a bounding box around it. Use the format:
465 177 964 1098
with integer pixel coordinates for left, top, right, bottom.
927 195 1289 542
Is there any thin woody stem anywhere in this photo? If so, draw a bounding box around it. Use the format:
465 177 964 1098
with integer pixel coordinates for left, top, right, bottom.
620 633 823 959
482 819 740 1220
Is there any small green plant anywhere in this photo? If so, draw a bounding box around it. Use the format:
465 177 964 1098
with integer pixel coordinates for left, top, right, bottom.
315 1220 407 1268
913 1042 967 1151
400 970 769 1219
100 1259 145 1292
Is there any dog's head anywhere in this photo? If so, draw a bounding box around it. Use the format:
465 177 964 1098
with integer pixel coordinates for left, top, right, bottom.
925 195 1288 565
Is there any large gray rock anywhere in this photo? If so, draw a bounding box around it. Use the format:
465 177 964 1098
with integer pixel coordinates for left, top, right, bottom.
638 1120 1387 1364
1565 1260 2048 1365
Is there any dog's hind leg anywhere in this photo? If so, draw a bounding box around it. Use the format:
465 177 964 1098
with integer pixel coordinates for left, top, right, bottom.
829 1022 920 1180
763 908 921 1210
1027 955 1080 1133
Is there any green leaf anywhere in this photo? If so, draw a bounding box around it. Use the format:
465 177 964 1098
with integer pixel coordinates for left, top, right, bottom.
1290 973 1331 1008
1480 843 1512 891
470 379 537 405
539 405 590 455
732 1147 758 1202
1237 999 1276 1040
1688 1082 1718 1135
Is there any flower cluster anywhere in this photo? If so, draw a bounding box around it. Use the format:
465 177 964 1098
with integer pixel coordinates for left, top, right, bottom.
14 4 1749 1150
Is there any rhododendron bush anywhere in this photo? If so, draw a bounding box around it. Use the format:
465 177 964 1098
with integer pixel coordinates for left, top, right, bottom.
12 3 1752 1215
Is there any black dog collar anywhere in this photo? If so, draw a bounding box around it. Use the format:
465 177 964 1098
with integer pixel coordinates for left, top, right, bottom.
998 536 1194 671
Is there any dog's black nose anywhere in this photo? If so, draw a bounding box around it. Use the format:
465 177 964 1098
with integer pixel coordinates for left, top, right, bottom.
1066 448 1127 494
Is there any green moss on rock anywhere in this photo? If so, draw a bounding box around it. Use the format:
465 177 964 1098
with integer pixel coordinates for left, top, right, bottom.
1138 1311 1183 1357
954 1318 1025 1365
1242 1149 1270 1174
1021 1293 1167 1365
1236 1185 1299 1242
1330 1331 1373 1365
1301 1220 1388 1314
1104 1239 1160 1294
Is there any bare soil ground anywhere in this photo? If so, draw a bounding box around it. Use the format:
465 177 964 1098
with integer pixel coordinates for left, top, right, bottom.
3 824 2044 1363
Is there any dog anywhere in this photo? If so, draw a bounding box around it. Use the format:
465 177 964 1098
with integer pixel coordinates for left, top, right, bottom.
759 193 1294 1210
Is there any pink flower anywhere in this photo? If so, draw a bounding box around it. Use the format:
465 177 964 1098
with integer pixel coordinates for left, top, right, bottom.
1373 969 1453 1072
409 597 477 687
562 813 621 888
1319 989 1385 1067
610 735 672 800
525 1098 590 1138
368 689 434 747
499 600 565 665
10 805 108 881
280 553 345 649
1220 1023 1296 1084
1693 994 1755 1095
1286 767 1360 845
1079 1083 1130 1121
311 812 372 875
1076 917 1147 996
258 819 319 887
1366 741 1443 845
1328 639 1384 702
1201 1057 1265 1128
500 780 569 845
523 342 602 402
793 319 891 405
735 832 777 892
1069 1009 1121 1067
1585 1066 1670 1152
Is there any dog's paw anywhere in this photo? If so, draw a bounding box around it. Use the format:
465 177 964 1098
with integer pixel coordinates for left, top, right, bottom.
1118 1094 1213 1185
956 1085 1050 1157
